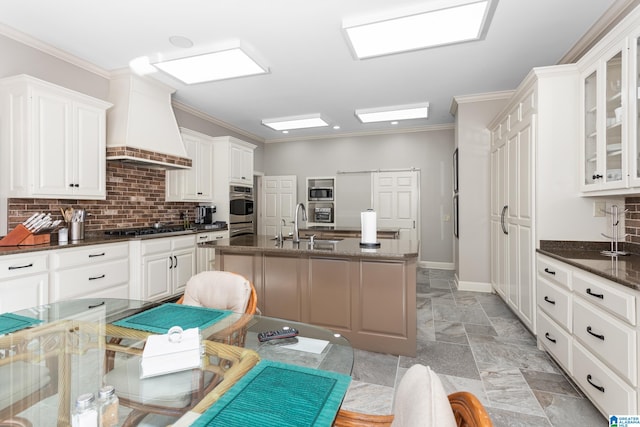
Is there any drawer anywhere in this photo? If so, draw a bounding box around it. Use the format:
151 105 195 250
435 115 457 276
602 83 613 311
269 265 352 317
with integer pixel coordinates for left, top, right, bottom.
572 340 637 416
573 270 635 325
51 242 129 269
0 252 48 280
573 297 636 385
51 259 129 300
172 234 196 250
141 238 172 256
196 231 228 243
536 255 570 289
537 310 571 371
537 277 572 330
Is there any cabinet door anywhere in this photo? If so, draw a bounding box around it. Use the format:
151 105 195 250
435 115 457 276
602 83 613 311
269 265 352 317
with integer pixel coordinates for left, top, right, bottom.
172 248 195 294
142 253 172 300
263 255 301 321
0 273 48 313
182 135 200 199
74 102 106 198
359 261 407 336
31 87 74 196
629 33 640 187
229 144 253 184
197 141 214 199
306 258 351 331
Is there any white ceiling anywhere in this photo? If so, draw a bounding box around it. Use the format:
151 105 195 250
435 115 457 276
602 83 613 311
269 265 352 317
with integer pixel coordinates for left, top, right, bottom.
0 0 619 142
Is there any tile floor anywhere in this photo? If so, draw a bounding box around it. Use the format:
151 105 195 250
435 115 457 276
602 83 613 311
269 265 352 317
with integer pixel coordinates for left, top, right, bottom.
340 268 609 427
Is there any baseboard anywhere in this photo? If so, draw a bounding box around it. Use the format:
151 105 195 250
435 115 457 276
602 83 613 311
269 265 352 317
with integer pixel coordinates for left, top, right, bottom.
454 279 493 293
419 260 454 270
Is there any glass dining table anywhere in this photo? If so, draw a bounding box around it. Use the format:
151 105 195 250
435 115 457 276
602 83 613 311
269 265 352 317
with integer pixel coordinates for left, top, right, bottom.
1 298 353 426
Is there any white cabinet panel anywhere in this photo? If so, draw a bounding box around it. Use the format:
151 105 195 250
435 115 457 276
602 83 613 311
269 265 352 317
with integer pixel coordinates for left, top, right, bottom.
537 277 572 330
573 270 636 325
0 273 48 313
537 310 572 371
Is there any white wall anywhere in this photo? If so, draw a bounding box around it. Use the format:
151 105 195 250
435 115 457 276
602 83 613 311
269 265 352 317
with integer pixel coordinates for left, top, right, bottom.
262 129 455 265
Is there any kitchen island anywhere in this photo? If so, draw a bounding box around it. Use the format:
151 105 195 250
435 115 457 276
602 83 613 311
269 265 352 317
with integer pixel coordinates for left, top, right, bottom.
207 235 419 356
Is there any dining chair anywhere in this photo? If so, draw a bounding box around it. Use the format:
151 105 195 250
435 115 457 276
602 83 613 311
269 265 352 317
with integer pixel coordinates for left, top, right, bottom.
102 324 261 427
176 270 258 347
0 322 66 426
333 364 493 427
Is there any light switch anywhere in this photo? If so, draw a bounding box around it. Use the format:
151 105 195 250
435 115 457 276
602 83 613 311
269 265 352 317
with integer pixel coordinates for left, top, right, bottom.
593 201 606 217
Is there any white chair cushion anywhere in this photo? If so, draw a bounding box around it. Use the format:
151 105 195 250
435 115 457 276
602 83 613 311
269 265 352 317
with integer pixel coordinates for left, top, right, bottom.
104 357 214 409
182 271 251 313
391 364 457 427
0 361 50 411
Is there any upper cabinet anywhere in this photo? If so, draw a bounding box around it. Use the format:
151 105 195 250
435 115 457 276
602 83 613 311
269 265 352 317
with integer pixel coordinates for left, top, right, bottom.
578 7 640 195
212 136 256 187
166 128 214 202
0 75 112 199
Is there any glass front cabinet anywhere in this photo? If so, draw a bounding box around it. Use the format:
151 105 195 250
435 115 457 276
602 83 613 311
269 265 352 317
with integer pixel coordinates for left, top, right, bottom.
580 42 627 192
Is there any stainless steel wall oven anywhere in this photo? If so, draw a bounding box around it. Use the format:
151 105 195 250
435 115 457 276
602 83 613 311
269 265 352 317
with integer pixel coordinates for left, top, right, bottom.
229 185 254 237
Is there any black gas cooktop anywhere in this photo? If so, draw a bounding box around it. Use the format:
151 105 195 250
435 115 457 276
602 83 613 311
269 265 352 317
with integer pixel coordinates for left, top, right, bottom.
104 226 187 236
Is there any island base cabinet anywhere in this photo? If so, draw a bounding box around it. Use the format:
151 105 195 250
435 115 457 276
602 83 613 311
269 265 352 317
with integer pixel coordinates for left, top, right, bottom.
306 258 352 331
217 249 417 356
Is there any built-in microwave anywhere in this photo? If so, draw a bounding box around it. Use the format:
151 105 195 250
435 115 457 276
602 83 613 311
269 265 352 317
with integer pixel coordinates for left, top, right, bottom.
309 187 333 201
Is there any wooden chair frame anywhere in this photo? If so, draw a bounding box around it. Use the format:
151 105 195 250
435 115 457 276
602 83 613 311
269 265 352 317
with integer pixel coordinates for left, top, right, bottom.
333 391 493 427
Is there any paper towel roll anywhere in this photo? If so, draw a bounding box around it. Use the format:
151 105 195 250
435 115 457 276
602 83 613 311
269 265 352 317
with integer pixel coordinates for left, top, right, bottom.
361 209 378 244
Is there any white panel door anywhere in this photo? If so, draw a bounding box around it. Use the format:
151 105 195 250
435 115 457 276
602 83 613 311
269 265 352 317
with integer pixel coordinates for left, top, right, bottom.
261 175 297 237
372 171 419 240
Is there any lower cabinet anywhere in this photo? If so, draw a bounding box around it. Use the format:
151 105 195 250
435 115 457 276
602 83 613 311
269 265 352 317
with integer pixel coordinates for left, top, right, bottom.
195 231 228 273
50 242 129 301
138 235 196 301
216 249 417 356
536 253 638 417
0 251 48 312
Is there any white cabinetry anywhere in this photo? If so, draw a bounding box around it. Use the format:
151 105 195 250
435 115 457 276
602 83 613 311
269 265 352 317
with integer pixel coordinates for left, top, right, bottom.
0 75 111 199
138 235 195 301
49 242 129 301
0 252 48 313
490 65 582 333
195 230 228 273
536 253 638 417
212 136 256 187
166 128 214 202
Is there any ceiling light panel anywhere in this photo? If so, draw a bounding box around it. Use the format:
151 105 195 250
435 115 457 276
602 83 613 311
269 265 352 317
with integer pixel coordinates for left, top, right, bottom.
262 114 329 131
153 48 268 84
344 0 492 59
355 103 429 123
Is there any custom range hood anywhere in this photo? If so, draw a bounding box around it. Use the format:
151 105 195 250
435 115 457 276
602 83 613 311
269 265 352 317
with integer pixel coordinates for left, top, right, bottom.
106 71 191 169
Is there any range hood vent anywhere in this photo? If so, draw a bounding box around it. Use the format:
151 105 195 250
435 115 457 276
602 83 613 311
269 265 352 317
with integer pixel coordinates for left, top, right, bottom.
106 71 191 170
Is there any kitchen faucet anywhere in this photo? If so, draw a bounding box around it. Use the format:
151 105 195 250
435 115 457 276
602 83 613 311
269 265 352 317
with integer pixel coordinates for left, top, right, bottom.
292 203 307 243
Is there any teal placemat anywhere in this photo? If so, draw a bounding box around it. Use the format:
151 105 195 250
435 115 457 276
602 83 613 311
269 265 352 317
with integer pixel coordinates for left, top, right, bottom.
0 313 42 335
112 303 232 334
192 360 352 427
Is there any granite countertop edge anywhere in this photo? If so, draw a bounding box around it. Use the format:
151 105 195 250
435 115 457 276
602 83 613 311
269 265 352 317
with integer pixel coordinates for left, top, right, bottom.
538 240 640 292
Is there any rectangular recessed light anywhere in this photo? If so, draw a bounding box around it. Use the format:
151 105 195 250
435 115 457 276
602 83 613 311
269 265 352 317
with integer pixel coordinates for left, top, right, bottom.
262 114 329 131
153 47 268 84
355 103 429 123
344 0 494 59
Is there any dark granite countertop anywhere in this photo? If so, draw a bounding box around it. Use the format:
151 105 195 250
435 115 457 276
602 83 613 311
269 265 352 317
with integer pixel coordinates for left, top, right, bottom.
538 241 640 292
0 228 214 257
205 234 419 259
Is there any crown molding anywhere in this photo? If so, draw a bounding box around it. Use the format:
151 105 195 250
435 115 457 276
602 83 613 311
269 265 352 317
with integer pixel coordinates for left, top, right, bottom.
450 90 515 115
263 123 454 144
0 23 111 79
559 0 640 64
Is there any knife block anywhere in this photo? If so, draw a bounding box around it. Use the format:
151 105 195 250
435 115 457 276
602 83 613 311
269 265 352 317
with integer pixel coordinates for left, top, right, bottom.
0 224 51 246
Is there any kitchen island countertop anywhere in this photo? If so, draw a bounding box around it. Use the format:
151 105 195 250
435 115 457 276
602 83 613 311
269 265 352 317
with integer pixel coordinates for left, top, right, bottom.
205 234 419 259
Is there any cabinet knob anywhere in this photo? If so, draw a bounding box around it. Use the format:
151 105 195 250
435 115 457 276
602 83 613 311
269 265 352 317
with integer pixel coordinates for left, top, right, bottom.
592 174 603 180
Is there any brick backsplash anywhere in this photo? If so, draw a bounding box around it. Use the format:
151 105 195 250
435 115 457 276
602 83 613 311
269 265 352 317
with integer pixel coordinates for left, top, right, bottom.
626 197 640 244
7 162 198 233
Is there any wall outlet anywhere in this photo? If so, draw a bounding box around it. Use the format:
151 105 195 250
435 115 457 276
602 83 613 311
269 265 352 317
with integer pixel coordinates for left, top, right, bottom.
593 200 606 217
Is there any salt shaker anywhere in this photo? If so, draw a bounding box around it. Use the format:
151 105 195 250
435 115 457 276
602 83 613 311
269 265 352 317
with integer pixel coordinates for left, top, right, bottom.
71 393 98 427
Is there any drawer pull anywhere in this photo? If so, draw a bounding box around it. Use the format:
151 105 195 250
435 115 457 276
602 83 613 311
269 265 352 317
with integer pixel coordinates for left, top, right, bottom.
543 267 556 276
88 301 105 309
586 326 605 341
587 374 605 393
88 252 106 258
88 274 106 281
544 332 556 343
543 296 556 305
199 236 208 240
8 263 34 270
586 288 604 299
